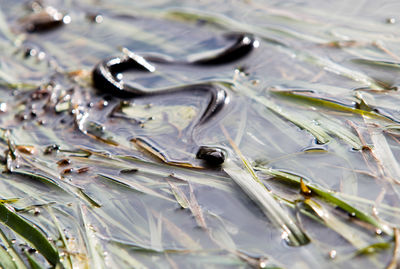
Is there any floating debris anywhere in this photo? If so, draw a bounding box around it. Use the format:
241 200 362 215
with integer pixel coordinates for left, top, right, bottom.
20 6 69 33
16 145 36 155
56 159 71 166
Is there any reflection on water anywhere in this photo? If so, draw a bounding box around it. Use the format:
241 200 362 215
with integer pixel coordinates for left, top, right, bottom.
0 0 400 268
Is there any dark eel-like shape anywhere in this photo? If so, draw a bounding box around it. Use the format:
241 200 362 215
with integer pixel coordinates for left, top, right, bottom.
92 32 257 166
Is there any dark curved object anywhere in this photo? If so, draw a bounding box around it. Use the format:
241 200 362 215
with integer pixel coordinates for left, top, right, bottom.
92 32 258 165
92 55 228 126
191 33 257 65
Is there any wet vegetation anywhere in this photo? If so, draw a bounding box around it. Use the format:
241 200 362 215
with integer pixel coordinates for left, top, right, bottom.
1 0 400 268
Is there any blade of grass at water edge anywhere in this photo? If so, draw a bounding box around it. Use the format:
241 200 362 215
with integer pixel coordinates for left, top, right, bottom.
78 204 107 269
106 243 149 269
221 125 309 246
278 48 388 90
164 8 327 44
366 120 400 184
166 179 190 209
234 83 332 144
256 167 393 236
47 206 74 269
271 90 394 123
0 203 59 266
304 199 371 249
145 208 163 252
0 227 26 269
25 252 45 269
98 173 175 202
317 116 363 150
0 232 20 269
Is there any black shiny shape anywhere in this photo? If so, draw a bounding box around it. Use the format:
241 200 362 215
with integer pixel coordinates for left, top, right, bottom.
92 55 227 125
192 33 257 65
92 32 257 166
196 146 226 166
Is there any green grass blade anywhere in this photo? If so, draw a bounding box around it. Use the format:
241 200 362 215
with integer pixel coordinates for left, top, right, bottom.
272 90 392 122
305 199 370 249
235 84 332 144
224 160 309 246
25 252 45 269
257 167 393 236
98 174 175 202
0 244 18 269
0 203 59 266
0 227 26 269
79 204 106 269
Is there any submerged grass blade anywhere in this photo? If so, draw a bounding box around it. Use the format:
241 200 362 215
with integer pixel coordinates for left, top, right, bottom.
166 179 189 209
145 208 163 252
98 173 175 202
107 243 149 269
25 252 45 269
234 83 332 144
256 167 393 236
47 207 74 269
77 188 101 208
280 48 388 90
0 227 26 269
11 170 61 188
0 203 59 266
188 183 208 230
221 125 309 246
367 121 400 184
79 204 106 269
157 212 202 250
317 116 363 150
304 199 370 249
387 228 400 269
0 246 18 269
355 242 392 256
224 160 309 246
165 8 326 44
272 90 393 123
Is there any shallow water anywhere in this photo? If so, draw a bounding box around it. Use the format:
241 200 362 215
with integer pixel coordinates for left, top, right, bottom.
1 0 400 268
